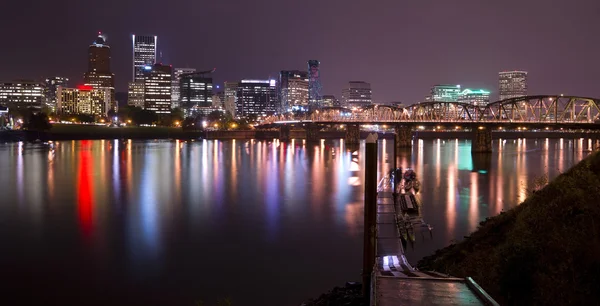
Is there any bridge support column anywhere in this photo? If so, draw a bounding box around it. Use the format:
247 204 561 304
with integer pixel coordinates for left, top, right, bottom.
306 123 320 143
279 125 290 141
345 124 360 145
472 127 492 153
394 125 412 148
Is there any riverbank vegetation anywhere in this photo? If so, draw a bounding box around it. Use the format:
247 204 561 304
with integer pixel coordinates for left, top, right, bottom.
418 151 600 305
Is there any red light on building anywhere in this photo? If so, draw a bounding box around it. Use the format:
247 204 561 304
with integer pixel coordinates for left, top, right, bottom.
78 85 93 91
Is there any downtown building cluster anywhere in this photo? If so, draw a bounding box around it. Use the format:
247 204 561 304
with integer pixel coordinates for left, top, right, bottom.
425 71 528 106
0 30 529 121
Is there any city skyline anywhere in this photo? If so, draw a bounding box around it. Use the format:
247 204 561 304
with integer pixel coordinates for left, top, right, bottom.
1 0 599 105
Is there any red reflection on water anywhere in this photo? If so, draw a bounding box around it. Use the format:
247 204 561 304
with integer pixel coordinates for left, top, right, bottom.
78 140 94 238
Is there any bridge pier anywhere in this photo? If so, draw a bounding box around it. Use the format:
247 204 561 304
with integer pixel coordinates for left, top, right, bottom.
394 125 412 148
306 123 320 143
472 127 492 153
345 124 360 145
278 125 290 141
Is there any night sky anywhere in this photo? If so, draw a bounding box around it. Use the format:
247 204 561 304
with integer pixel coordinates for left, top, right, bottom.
2 0 599 104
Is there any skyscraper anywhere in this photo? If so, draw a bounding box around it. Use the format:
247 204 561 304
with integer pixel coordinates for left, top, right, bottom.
307 60 322 109
45 77 69 109
342 81 372 108
429 85 461 102
171 68 196 109
279 70 309 112
458 89 491 107
499 71 528 100
180 71 213 116
83 33 115 110
236 79 277 118
132 35 157 82
143 64 172 114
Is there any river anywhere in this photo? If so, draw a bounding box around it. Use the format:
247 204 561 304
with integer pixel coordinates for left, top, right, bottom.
0 137 592 305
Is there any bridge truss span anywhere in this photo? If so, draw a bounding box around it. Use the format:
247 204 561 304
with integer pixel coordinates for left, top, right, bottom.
261 96 600 126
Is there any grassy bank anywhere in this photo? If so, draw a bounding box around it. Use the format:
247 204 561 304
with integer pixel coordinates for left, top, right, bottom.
418 151 600 305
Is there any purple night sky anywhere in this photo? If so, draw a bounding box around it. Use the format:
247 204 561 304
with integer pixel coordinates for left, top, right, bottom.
1 0 599 104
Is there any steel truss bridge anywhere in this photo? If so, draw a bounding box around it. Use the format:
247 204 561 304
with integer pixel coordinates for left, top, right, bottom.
261 95 600 128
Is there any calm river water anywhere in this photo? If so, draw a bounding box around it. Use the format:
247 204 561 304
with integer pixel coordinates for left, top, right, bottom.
0 138 592 305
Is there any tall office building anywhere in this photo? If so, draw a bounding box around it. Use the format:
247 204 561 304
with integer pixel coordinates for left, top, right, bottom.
458 89 491 107
279 70 309 112
171 68 196 108
224 96 236 117
224 81 238 114
83 33 115 110
430 84 461 102
499 71 527 100
44 76 69 109
307 60 322 109
180 71 213 115
236 79 277 117
127 81 145 108
143 64 172 114
322 95 338 107
57 85 111 116
0 81 45 108
342 81 372 108
132 35 157 82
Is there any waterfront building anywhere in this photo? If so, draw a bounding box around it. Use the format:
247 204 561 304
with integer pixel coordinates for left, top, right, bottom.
57 85 111 116
143 64 172 114
430 84 461 102
236 79 277 117
179 71 213 116
458 89 491 107
499 71 528 100
322 95 338 107
172 68 196 109
280 70 309 112
341 81 372 108
127 81 145 108
0 81 45 108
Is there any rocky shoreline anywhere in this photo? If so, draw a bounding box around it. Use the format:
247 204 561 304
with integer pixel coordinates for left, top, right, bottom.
301 282 366 306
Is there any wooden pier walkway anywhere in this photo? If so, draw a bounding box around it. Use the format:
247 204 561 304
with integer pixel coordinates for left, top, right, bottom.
372 176 499 306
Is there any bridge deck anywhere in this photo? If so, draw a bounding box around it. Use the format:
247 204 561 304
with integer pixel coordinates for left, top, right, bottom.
374 182 495 305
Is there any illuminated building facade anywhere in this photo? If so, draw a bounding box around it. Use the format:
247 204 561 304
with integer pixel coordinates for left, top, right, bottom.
44 76 69 109
307 60 322 109
127 81 145 108
0 81 45 108
458 89 491 107
279 70 309 112
322 95 338 107
132 35 157 82
342 81 372 108
144 64 172 114
172 68 196 109
57 85 111 116
83 33 115 111
430 84 461 102
499 71 527 100
236 79 277 117
180 72 213 115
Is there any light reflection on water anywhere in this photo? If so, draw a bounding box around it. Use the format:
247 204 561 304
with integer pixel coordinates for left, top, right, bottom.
0 138 592 306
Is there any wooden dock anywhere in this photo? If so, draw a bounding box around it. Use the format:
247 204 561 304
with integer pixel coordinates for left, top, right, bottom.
372 177 499 306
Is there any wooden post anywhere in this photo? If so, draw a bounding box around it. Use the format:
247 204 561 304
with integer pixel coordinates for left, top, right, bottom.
363 133 378 301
